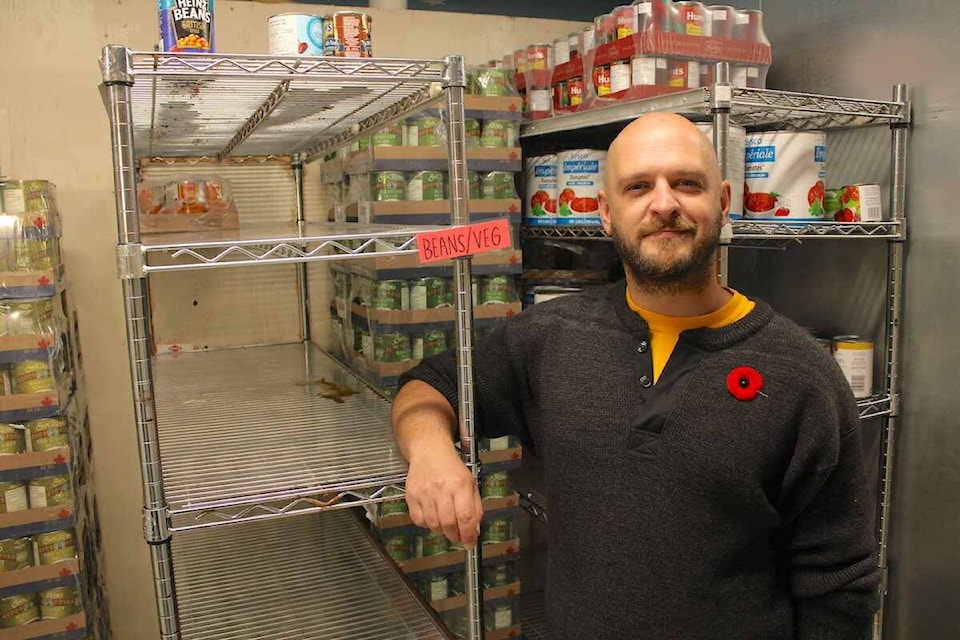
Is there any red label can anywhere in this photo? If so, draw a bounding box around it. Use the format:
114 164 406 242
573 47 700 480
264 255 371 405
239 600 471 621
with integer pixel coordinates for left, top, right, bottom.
613 5 638 40
593 64 612 97
637 0 672 33
514 48 528 75
569 76 584 106
674 2 707 36
707 5 735 39
594 12 616 46
326 11 372 57
734 9 766 43
553 81 570 109
526 44 553 71
667 60 700 89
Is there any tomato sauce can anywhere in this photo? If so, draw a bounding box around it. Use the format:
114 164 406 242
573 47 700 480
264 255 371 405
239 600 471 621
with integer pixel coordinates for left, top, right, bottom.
744 131 827 220
567 31 582 60
159 0 215 52
632 56 668 87
667 60 701 89
553 37 571 66
581 24 597 54
557 149 607 225
268 13 324 56
833 337 874 399
569 76 585 106
526 44 553 72
674 2 708 36
593 64 612 97
734 9 767 43
553 81 569 110
635 0 672 32
513 48 528 75
610 60 631 93
708 5 735 38
324 11 372 57
614 5 639 40
525 155 559 226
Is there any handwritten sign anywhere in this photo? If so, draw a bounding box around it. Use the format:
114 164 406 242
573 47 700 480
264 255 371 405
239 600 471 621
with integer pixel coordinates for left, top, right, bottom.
416 218 513 265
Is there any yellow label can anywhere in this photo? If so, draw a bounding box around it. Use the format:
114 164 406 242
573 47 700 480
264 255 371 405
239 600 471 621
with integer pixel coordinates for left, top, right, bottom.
27 417 69 452
28 475 72 508
38 585 80 619
0 538 34 572
0 424 25 455
12 360 55 395
35 529 76 565
0 593 39 628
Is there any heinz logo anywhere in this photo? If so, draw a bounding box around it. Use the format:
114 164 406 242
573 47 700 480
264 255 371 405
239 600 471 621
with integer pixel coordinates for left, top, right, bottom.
814 145 826 163
745 145 776 163
535 165 557 177
563 160 599 173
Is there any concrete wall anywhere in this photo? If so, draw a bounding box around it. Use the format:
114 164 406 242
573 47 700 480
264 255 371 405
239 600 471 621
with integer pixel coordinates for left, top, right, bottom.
759 2 959 638
0 2 583 637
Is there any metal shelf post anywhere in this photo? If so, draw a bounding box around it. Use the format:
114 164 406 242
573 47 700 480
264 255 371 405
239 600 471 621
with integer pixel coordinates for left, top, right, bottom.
444 53 485 640
101 44 179 639
873 83 910 640
711 62 733 286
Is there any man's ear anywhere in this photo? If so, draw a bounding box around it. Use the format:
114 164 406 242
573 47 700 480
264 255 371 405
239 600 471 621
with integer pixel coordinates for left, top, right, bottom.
599 189 613 237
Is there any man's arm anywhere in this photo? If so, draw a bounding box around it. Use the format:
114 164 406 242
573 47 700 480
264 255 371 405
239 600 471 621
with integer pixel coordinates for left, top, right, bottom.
391 380 483 548
779 388 881 639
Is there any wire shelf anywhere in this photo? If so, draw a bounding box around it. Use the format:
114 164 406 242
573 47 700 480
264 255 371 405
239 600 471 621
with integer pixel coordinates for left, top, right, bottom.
172 510 450 639
154 343 409 527
520 87 908 138
520 221 902 241
109 49 446 160
520 590 548 640
859 393 894 420
135 222 437 273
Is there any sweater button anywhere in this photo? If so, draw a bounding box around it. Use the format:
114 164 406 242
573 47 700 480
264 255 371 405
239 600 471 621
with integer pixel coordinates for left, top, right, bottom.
637 341 649 353
639 375 652 388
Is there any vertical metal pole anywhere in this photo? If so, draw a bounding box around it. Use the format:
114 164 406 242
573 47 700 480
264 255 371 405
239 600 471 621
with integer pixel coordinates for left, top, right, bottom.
293 159 311 343
711 62 733 285
873 83 909 640
444 54 484 640
101 45 180 640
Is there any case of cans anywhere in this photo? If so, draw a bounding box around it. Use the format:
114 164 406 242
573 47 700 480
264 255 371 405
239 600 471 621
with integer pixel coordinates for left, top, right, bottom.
0 180 65 301
136 175 240 234
510 2 772 118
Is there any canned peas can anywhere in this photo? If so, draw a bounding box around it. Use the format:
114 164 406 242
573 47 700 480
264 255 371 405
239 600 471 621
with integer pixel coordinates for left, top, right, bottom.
27 417 69 452
481 470 511 498
38 586 80 619
482 518 512 544
480 275 516 305
378 488 408 517
13 360 55 395
0 538 34 572
371 280 409 311
370 171 406 202
28 475 72 508
482 172 517 199
0 593 39 628
383 535 412 562
373 333 412 363
0 482 28 514
407 171 445 202
414 117 443 147
0 425 25 456
35 530 76 565
409 277 447 310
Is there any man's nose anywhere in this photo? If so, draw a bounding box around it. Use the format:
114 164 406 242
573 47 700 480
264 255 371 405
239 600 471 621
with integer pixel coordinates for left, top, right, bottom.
649 179 680 217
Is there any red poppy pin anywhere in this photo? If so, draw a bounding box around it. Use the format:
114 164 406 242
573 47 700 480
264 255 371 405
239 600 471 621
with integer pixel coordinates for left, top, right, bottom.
727 366 765 401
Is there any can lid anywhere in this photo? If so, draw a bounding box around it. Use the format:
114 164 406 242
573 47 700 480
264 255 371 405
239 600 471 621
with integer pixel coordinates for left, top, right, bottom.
332 10 372 17
269 13 323 18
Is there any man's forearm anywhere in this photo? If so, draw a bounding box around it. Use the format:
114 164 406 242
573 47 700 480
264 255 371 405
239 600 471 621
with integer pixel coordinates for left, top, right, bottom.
392 379 459 464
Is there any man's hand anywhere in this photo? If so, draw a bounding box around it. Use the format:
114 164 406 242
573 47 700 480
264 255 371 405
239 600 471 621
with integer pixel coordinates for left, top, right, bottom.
405 441 484 548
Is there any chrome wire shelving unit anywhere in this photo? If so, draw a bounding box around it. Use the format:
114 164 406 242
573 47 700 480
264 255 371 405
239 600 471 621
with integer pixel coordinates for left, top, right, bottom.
520 74 910 640
101 45 483 640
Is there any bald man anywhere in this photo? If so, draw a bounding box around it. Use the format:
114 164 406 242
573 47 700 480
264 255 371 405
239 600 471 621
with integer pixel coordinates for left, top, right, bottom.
392 113 880 639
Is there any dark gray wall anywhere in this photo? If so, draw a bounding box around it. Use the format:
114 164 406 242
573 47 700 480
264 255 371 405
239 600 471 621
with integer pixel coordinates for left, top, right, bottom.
758 2 960 638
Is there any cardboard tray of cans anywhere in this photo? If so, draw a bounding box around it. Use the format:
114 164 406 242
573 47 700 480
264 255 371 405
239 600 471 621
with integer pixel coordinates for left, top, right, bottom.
485 624 523 640
396 538 521 576
344 147 522 175
431 581 522 614
0 612 86 640
337 199 521 226
0 180 62 240
0 559 81 597
135 176 240 234
331 248 522 281
376 493 521 532
464 95 524 121
0 298 67 366
350 301 521 328
0 358 73 424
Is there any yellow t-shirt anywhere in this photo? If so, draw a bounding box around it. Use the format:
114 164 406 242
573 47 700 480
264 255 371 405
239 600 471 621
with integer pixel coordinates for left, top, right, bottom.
627 289 756 383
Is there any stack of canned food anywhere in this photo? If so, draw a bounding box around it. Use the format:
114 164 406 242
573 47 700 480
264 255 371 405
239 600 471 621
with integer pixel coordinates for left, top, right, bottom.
349 115 518 154
0 472 73 514
484 1 770 118
344 274 519 313
0 358 59 396
0 416 70 455
0 527 80 630
0 180 60 278
0 298 55 337
363 169 518 204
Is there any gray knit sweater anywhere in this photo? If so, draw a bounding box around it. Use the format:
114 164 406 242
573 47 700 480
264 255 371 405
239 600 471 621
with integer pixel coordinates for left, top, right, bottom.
400 281 880 639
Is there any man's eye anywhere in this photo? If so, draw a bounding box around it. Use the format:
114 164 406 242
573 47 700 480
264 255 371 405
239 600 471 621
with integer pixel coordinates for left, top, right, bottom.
676 180 703 190
627 183 648 191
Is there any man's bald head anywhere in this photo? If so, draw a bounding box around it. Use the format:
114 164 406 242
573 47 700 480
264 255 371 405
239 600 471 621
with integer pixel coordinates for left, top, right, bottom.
605 113 723 190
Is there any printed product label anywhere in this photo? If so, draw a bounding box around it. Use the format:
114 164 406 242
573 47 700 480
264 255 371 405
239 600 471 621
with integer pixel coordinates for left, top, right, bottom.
610 61 631 93
744 131 827 220
525 155 558 225
3 486 27 512
632 57 657 86
557 149 606 225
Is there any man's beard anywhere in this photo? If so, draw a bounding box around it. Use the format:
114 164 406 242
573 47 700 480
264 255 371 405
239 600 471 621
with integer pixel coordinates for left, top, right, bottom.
611 213 722 295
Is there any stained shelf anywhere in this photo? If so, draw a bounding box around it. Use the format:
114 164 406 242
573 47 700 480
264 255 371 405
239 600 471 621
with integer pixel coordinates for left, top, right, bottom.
154 343 408 530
